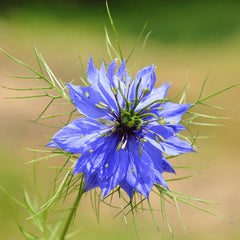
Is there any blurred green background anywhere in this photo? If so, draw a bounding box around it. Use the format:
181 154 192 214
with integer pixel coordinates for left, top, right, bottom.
1 0 240 239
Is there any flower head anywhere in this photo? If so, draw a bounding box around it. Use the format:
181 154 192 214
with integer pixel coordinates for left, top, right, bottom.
47 57 194 199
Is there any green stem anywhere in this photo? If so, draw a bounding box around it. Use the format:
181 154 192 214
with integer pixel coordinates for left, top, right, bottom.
60 180 85 240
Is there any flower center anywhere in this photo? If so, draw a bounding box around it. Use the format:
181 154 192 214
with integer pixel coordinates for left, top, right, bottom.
120 109 142 129
113 108 143 151
98 78 168 152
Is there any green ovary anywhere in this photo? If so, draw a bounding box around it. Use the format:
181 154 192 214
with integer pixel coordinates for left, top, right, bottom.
120 110 142 129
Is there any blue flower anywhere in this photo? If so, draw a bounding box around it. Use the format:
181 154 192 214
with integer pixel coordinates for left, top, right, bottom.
47 57 194 199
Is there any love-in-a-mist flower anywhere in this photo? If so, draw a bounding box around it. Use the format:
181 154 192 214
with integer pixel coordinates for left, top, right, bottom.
47 57 194 199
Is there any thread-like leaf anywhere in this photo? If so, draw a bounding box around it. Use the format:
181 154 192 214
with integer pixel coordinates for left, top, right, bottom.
106 1 123 61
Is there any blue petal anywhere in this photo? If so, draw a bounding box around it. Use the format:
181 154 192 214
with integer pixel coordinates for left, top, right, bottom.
136 81 171 111
153 80 171 99
157 102 192 124
125 139 155 198
112 60 132 107
84 171 100 192
47 118 107 153
144 136 165 154
165 123 186 132
113 60 132 86
74 141 108 175
73 151 91 174
144 139 175 174
74 135 129 198
162 158 175 173
147 124 176 140
46 141 57 148
146 123 192 155
129 64 156 102
98 148 129 198
145 134 194 156
161 136 194 155
108 61 117 86
86 57 118 112
155 173 169 189
98 62 119 111
67 83 112 119
73 135 118 175
143 139 174 189
86 56 99 85
119 179 134 200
